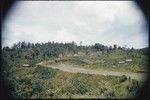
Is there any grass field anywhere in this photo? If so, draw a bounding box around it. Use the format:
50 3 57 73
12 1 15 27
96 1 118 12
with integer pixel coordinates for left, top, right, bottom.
44 50 148 73
3 46 148 99
10 65 144 99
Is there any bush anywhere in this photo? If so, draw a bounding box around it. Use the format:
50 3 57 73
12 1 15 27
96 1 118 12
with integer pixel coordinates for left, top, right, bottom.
128 80 139 92
35 67 56 79
119 75 127 82
31 80 43 94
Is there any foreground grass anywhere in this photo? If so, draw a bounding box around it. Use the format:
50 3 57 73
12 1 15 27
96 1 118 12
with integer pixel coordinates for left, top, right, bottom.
8 65 144 99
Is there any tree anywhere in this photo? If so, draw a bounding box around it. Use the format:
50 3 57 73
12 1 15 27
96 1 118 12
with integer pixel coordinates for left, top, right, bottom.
21 41 27 48
109 46 113 51
31 43 35 48
12 43 18 50
130 47 135 52
3 46 10 51
118 46 122 50
80 41 82 46
27 42 32 48
113 44 117 50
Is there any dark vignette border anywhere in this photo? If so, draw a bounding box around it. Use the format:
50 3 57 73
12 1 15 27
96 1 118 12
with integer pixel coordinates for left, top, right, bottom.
0 0 149 100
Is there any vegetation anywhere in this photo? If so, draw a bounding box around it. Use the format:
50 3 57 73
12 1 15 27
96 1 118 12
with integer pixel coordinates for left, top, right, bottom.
2 41 148 99
1 65 143 99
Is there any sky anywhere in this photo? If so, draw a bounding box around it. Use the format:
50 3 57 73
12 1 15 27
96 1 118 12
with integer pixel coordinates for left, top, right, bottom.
2 1 148 49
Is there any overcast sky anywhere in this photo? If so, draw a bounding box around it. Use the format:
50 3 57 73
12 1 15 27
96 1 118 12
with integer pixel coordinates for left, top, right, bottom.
2 1 148 49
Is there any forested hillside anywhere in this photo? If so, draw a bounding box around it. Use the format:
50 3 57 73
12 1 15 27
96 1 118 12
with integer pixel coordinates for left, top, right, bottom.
1 41 149 98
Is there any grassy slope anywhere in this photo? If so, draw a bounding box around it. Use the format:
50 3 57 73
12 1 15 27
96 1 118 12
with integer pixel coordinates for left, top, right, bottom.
3 49 147 99
51 50 148 73
10 65 143 99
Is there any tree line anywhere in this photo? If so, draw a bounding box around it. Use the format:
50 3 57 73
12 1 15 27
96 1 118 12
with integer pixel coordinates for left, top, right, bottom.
2 41 146 66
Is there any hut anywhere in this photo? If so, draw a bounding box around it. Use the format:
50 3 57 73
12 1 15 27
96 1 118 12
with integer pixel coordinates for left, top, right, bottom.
125 59 132 63
74 54 78 56
118 61 125 64
23 64 30 67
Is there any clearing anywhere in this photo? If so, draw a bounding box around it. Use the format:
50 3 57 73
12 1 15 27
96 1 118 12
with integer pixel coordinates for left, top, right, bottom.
36 61 147 81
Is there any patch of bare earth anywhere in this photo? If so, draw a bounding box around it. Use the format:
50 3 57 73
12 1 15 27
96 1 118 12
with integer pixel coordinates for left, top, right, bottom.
36 62 147 81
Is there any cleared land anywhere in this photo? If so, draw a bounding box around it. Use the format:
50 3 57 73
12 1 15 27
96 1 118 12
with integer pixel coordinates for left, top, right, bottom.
37 62 147 81
3 41 148 98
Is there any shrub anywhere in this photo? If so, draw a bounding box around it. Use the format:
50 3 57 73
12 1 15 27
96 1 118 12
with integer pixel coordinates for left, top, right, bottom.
31 80 43 94
127 79 139 92
119 75 127 82
35 67 56 79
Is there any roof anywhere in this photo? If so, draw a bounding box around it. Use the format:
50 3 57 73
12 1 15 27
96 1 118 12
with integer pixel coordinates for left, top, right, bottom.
23 64 30 67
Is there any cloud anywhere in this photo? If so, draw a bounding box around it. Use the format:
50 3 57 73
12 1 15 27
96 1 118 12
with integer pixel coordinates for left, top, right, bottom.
2 1 148 49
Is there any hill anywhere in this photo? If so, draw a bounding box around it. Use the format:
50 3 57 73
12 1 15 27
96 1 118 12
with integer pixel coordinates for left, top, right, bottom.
2 41 148 99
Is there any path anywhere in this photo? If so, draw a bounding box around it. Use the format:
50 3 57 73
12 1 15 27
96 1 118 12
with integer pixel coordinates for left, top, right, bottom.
36 62 147 80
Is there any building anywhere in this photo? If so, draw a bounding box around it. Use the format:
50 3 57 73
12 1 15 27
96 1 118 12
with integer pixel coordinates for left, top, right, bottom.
125 59 132 62
23 64 30 67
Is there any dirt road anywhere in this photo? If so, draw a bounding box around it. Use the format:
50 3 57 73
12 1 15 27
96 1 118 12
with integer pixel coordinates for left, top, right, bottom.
37 62 147 80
